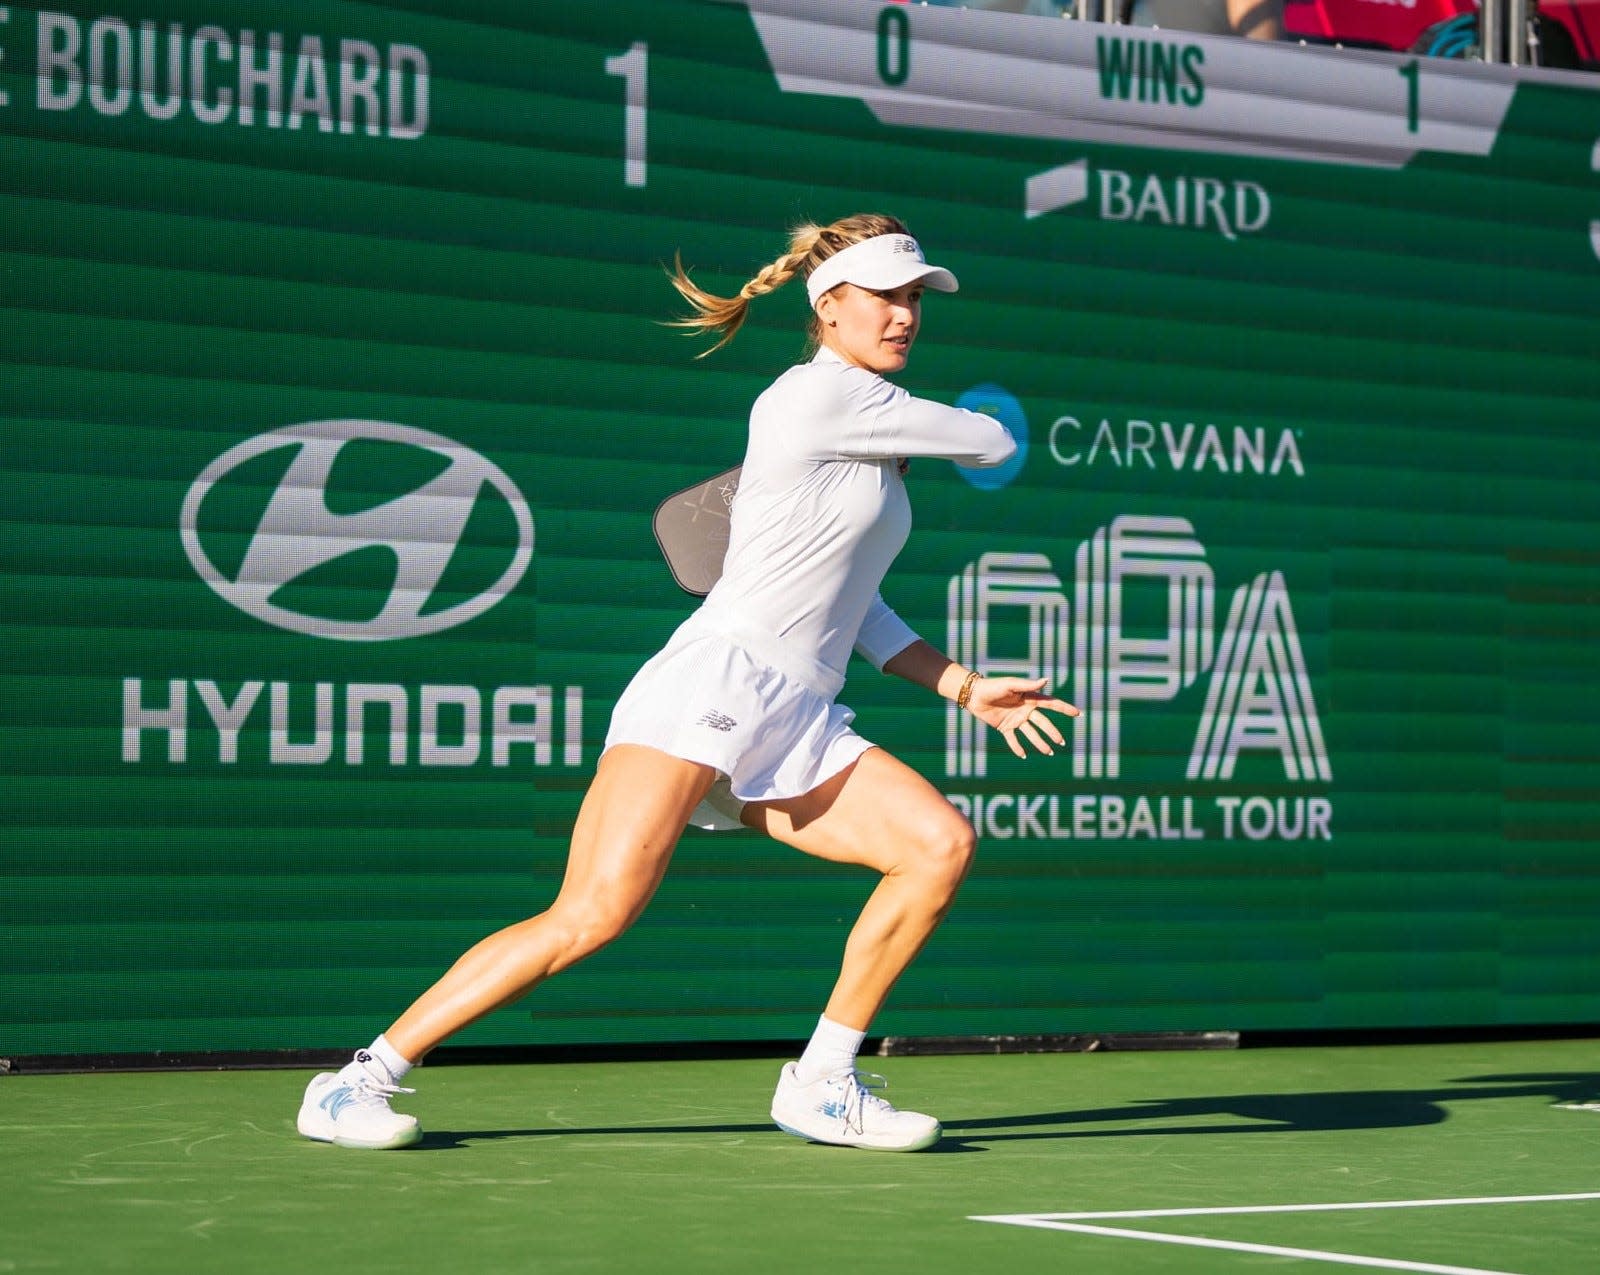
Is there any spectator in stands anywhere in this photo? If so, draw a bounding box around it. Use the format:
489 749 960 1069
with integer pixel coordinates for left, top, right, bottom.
1132 0 1285 39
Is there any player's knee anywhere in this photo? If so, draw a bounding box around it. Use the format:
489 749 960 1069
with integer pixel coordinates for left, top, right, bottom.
913 813 976 900
546 900 633 973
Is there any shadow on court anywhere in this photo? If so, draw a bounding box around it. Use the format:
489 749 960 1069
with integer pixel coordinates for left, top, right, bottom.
416 1070 1600 1152
936 1071 1600 1146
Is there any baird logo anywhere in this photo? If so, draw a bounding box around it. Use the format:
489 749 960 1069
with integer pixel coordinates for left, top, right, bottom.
1025 158 1270 240
180 420 534 641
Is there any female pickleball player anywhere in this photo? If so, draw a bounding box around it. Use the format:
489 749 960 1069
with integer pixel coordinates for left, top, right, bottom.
297 213 1078 1152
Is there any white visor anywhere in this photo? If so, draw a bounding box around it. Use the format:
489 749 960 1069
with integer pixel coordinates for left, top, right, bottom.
804 235 959 311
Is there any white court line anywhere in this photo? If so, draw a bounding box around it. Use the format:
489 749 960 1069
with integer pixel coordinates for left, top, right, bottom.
1018 1191 1600 1221
972 1190 1600 1275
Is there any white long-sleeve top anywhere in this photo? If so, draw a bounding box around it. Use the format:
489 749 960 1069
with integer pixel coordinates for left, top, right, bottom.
696 346 1016 696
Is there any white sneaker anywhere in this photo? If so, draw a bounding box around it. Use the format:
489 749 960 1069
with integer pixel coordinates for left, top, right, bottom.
770 1062 941 1152
297 1054 422 1150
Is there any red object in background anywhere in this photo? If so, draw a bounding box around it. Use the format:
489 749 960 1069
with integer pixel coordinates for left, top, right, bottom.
1284 0 1599 65
1285 1 1468 49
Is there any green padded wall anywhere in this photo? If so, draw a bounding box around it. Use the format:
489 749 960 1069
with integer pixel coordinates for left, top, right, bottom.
4 1 1598 1055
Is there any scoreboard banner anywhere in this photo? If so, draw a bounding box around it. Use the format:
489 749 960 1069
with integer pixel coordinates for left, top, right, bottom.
3 1 1598 1056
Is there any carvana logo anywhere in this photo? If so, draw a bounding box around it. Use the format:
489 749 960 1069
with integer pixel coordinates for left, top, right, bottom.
954 384 1028 491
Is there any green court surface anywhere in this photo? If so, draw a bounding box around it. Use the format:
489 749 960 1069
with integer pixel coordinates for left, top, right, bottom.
3 1037 1596 1274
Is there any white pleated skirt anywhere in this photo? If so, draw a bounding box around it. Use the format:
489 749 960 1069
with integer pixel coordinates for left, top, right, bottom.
602 612 875 830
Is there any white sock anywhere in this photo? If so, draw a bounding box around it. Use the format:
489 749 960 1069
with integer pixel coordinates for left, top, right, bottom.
794 1015 866 1085
353 1034 414 1082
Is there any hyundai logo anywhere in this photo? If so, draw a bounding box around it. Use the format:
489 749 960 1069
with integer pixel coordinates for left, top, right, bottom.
180 420 534 641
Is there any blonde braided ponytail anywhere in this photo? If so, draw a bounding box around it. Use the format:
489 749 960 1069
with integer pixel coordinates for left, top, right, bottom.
667 214 910 357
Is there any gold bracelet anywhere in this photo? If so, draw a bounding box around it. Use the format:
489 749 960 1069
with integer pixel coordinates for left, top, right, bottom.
955 669 981 710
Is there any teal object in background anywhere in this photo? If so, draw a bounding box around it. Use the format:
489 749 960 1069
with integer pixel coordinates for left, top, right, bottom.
953 384 1028 491
2 1 1597 1056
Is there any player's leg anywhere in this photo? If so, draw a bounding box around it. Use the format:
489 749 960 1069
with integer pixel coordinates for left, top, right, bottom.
298 745 716 1149
742 747 975 1150
386 745 715 1055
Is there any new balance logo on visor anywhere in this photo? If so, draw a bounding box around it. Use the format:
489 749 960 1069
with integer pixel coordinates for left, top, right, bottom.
697 710 737 732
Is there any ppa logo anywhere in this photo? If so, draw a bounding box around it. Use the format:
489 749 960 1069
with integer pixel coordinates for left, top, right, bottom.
944 517 1332 842
180 420 534 641
947 515 1328 782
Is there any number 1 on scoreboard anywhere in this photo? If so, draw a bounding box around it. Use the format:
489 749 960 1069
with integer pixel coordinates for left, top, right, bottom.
605 41 648 187
1399 59 1419 134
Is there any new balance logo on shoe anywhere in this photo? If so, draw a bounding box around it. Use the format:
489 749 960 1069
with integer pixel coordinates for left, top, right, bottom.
320 1084 360 1120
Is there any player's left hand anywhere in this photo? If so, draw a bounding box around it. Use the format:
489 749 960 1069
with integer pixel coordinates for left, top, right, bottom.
965 677 1079 759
